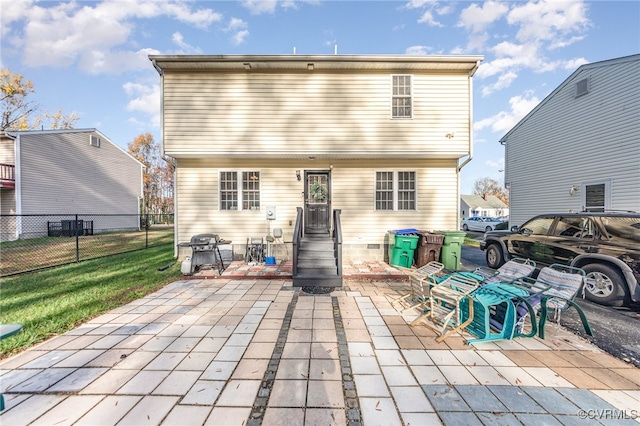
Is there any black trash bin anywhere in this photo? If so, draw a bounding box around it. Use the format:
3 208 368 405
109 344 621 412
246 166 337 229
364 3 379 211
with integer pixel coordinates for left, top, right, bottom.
415 232 445 268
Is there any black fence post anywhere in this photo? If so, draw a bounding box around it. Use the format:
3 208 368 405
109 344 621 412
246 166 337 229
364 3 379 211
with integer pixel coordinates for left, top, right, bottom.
145 213 149 249
75 214 80 262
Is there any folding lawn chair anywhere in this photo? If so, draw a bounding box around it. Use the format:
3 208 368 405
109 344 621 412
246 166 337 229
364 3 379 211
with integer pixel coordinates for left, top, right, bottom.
473 257 537 285
415 273 479 342
495 264 593 339
391 261 445 313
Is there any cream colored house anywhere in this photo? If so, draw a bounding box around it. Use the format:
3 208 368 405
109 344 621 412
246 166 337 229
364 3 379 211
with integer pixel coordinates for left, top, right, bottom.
0 129 143 240
150 54 483 266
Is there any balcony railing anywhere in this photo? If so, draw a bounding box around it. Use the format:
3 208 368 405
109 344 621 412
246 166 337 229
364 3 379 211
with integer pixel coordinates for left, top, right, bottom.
0 164 15 188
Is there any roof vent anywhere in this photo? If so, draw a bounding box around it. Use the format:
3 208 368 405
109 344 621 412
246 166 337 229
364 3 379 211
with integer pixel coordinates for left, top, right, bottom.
575 77 589 98
90 135 101 148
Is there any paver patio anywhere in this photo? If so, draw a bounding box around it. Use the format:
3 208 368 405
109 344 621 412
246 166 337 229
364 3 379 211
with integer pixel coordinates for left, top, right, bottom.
1 275 639 425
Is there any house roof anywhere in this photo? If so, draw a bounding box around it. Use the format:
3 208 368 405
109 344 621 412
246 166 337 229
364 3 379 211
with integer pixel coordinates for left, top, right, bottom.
4 128 145 168
499 54 640 145
149 54 483 75
460 194 508 209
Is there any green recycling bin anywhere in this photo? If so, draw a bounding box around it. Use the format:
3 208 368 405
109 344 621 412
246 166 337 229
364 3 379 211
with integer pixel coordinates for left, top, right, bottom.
387 229 419 268
438 231 466 271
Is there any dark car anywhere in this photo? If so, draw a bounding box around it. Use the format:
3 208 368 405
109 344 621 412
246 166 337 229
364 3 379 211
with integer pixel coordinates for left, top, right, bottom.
480 212 640 307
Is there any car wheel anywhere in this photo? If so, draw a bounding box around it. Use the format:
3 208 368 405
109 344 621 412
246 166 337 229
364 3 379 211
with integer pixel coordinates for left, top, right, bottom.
462 224 469 231
485 244 505 269
485 226 492 232
582 263 628 307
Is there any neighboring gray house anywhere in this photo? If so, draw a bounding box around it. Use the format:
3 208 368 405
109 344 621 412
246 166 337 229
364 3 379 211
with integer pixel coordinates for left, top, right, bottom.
0 129 144 240
460 194 508 219
500 54 640 226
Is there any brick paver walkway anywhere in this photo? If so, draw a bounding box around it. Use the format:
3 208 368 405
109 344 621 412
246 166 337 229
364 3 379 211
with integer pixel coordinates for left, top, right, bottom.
1 278 639 425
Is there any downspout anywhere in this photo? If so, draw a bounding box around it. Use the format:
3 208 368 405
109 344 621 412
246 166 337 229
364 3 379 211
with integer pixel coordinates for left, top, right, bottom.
151 59 179 258
456 60 481 229
457 60 481 173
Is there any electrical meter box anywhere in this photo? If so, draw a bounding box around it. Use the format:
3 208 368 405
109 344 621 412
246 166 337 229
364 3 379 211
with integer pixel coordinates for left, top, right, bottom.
266 206 276 220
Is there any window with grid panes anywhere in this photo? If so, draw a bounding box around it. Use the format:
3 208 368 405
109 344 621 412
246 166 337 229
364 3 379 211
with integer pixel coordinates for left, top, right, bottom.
376 171 394 210
376 171 416 211
220 171 260 210
397 171 416 210
242 171 260 210
392 75 412 118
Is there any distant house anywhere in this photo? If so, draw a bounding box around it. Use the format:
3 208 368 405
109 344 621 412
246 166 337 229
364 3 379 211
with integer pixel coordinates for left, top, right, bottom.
500 54 640 226
460 194 508 219
150 54 483 264
0 129 144 240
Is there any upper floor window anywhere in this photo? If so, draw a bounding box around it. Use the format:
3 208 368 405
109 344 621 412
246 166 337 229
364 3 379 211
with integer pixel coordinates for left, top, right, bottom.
220 171 260 211
391 75 412 118
375 171 416 210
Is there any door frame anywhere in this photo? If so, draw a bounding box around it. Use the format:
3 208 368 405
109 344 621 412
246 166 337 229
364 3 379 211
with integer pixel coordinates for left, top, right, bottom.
303 169 332 234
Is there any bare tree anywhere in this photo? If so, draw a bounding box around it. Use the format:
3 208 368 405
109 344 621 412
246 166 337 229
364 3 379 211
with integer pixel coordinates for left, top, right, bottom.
473 177 509 205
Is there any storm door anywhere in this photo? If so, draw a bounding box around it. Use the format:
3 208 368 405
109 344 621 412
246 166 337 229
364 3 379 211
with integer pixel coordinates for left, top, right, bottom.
304 171 331 234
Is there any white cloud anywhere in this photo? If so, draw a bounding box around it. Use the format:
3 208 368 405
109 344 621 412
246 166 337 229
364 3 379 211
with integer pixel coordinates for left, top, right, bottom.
404 0 437 10
474 93 541 134
171 32 203 54
225 18 249 45
124 81 161 127
405 45 428 55
458 1 509 33
456 0 591 97
240 0 279 15
485 158 505 169
481 71 518 96
508 0 589 43
417 10 443 27
7 1 221 74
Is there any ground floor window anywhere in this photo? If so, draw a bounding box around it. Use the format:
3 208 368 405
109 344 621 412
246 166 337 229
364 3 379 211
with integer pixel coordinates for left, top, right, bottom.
375 171 416 211
583 180 609 212
220 171 260 211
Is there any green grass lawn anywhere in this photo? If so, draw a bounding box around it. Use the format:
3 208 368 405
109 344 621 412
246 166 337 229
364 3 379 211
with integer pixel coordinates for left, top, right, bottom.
0 244 182 359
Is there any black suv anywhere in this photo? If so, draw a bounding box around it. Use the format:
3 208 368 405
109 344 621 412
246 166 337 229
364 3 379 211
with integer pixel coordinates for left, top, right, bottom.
480 212 640 307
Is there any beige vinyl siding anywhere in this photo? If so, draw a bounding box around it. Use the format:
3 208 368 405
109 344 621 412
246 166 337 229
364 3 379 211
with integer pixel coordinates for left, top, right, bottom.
0 136 16 215
163 72 470 158
505 57 640 226
0 136 15 164
19 131 143 215
175 158 459 260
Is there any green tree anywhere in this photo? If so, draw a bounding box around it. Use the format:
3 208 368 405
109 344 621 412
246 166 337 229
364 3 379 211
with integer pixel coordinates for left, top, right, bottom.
1 68 78 130
473 176 509 205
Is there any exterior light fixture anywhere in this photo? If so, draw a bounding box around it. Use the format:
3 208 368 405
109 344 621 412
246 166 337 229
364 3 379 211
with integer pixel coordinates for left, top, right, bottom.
307 63 314 71
569 185 578 196
243 63 251 70
296 170 301 181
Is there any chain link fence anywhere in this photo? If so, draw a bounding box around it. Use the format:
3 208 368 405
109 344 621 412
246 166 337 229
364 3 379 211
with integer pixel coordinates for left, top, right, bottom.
0 213 174 276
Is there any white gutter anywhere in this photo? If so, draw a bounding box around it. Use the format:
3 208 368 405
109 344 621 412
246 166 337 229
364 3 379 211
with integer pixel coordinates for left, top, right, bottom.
151 59 179 258
457 60 481 172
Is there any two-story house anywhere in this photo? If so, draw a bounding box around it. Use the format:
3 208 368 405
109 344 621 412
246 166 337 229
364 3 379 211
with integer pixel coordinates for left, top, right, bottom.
500 54 640 226
0 129 144 240
150 54 483 280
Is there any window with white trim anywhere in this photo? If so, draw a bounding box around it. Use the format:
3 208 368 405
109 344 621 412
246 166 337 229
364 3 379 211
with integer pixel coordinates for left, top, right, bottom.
391 75 412 118
583 182 608 212
375 171 416 210
220 171 260 211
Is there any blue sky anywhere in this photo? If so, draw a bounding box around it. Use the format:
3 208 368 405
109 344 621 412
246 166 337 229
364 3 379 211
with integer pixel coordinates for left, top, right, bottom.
2 1 639 193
